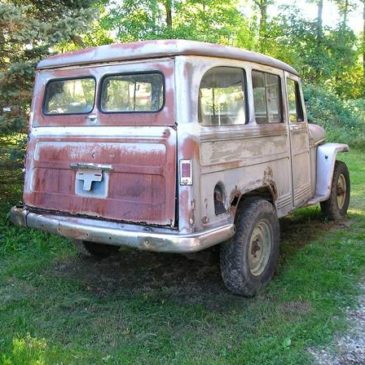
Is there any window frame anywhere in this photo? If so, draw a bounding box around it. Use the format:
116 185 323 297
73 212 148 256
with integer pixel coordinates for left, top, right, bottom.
198 66 248 126
98 71 165 115
42 76 96 116
252 69 283 124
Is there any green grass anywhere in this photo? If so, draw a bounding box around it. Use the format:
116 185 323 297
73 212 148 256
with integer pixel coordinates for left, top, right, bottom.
0 150 365 365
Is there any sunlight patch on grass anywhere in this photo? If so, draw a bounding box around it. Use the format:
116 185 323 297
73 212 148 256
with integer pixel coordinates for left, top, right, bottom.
1 334 47 365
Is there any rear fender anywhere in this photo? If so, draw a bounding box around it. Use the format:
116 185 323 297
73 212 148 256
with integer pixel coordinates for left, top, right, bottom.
315 143 349 200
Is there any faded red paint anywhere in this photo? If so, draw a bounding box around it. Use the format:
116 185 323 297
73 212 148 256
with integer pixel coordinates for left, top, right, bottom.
24 129 176 226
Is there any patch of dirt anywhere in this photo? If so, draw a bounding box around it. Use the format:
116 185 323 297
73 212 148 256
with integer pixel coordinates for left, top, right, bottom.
280 213 352 249
280 300 312 315
51 246 246 311
309 282 365 365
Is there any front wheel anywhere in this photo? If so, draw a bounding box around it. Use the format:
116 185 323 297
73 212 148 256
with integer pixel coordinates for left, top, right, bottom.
320 160 350 221
220 198 280 297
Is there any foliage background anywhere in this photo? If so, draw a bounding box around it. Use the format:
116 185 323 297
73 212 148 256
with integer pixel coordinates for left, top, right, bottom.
0 0 364 152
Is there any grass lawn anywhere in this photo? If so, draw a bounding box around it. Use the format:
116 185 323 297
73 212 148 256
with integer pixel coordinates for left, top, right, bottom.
0 149 364 365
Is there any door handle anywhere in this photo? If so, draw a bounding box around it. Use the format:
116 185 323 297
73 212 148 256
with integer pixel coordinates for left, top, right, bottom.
86 114 98 124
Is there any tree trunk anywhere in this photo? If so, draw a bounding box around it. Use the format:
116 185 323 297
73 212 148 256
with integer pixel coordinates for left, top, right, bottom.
165 0 172 29
363 0 365 78
316 0 323 41
343 0 349 28
254 0 269 52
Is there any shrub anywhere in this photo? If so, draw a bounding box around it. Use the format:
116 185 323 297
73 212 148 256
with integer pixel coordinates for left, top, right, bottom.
304 84 365 149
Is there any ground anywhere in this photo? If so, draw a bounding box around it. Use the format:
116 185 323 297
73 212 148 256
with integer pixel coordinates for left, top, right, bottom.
0 147 364 365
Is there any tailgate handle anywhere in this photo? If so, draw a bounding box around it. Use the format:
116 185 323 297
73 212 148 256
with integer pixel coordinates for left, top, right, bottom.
70 162 113 171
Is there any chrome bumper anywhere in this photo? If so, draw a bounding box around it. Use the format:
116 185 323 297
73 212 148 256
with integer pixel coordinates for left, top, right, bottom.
10 207 235 253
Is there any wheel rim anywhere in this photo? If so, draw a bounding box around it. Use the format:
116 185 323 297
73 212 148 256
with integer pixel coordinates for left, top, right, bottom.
336 173 347 210
248 219 272 276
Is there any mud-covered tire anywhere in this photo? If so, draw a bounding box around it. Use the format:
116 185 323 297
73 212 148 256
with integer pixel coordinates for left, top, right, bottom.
220 198 280 297
75 240 120 258
320 160 350 221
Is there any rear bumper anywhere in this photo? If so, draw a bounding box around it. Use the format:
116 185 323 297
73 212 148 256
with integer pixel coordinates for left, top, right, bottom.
10 206 235 253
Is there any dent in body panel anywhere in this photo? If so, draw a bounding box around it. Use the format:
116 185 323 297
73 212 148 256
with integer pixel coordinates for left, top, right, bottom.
200 134 288 166
200 159 290 226
198 126 292 223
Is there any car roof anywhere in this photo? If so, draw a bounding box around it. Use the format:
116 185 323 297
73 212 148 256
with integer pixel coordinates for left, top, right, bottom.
37 39 299 76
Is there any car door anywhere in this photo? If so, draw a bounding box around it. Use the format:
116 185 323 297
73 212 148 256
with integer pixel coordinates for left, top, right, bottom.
285 73 312 207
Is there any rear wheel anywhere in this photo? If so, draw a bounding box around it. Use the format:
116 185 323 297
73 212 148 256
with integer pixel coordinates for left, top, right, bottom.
320 160 350 221
220 198 280 297
75 240 120 258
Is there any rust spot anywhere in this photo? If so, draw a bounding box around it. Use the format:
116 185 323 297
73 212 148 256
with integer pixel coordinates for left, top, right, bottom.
228 186 241 216
263 166 278 201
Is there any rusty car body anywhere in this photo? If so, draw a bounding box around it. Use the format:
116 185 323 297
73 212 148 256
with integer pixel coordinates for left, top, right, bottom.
11 40 350 296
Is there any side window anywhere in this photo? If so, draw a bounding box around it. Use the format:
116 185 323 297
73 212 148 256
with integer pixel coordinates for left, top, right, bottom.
252 70 282 124
199 67 246 126
287 78 304 123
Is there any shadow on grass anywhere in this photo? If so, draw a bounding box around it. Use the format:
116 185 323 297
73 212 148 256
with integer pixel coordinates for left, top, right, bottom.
48 205 352 312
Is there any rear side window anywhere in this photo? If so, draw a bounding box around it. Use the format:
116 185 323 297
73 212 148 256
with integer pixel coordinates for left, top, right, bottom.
100 73 164 113
44 78 95 115
199 67 246 126
252 71 282 124
287 78 304 123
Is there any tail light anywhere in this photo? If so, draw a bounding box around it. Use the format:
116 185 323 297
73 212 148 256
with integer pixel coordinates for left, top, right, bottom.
180 159 192 185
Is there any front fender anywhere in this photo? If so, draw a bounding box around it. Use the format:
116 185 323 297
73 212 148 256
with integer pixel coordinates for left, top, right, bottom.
315 143 349 200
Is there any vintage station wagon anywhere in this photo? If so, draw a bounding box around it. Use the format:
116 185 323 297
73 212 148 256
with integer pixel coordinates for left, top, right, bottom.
11 40 350 296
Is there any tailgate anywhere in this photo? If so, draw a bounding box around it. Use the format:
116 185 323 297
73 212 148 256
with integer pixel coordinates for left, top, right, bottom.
24 127 177 226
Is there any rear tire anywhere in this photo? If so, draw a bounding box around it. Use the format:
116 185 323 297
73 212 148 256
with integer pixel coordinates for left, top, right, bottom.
220 198 280 297
320 160 350 221
75 240 120 258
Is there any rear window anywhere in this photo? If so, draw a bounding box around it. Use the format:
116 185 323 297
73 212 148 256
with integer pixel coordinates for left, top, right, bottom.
100 73 164 113
43 77 95 115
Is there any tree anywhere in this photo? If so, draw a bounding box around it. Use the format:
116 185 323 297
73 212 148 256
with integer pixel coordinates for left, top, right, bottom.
103 0 249 45
316 0 324 41
363 0 365 79
333 0 356 29
252 0 273 52
0 0 99 134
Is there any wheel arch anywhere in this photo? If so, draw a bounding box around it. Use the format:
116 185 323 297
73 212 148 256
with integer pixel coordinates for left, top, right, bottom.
315 143 349 201
230 185 277 222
